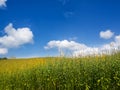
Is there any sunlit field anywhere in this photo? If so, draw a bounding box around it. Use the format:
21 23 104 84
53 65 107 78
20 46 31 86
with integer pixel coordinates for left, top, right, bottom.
0 58 47 73
0 53 120 90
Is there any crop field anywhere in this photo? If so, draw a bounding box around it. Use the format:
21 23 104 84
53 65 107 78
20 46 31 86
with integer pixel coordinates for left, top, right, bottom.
0 53 120 90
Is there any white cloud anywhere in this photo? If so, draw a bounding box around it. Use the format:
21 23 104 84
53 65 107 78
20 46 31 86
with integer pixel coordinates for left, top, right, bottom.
45 36 120 57
44 40 87 51
45 40 100 57
0 23 33 48
0 0 7 7
0 23 34 55
100 30 114 39
44 30 119 57
115 35 120 45
0 48 8 55
73 47 99 57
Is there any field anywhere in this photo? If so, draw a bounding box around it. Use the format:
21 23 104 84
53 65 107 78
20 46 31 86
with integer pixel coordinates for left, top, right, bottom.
0 53 120 90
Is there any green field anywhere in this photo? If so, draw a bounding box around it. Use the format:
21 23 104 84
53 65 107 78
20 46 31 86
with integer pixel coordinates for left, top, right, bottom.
0 53 120 90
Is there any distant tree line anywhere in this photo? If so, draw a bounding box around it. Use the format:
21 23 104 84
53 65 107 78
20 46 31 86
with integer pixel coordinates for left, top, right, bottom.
0 57 7 60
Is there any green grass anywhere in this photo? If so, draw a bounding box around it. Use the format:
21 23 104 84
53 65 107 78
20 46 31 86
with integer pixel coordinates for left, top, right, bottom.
0 53 120 90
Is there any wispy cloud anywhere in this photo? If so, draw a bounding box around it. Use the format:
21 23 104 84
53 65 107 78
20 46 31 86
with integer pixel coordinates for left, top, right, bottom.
0 0 7 8
58 0 69 5
115 35 120 46
0 23 34 55
64 11 74 18
100 30 114 39
69 37 77 41
45 30 120 57
0 48 8 55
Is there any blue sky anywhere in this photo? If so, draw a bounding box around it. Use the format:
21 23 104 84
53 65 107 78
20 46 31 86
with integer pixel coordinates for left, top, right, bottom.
0 0 120 57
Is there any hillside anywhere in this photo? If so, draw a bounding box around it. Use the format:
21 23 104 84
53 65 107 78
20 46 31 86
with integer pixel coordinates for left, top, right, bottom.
0 53 120 90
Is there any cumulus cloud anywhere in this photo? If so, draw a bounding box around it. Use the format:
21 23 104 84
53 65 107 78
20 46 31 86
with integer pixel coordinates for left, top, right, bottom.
100 30 114 39
0 23 33 48
45 40 101 56
45 31 120 57
44 29 120 57
44 40 87 51
0 0 7 7
0 23 33 55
